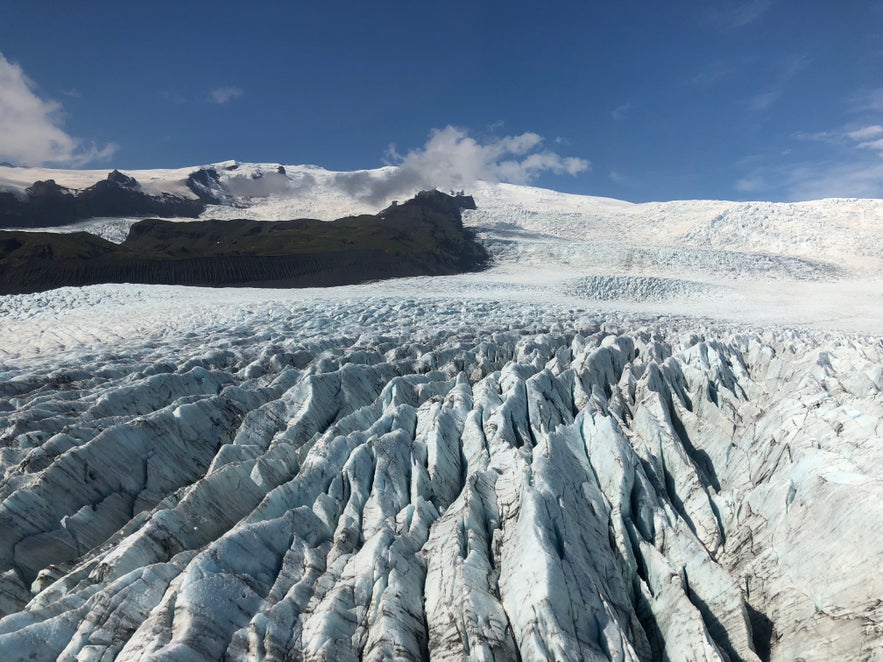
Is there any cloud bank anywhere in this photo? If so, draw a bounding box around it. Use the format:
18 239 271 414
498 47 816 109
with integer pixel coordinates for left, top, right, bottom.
334 126 590 205
0 53 117 167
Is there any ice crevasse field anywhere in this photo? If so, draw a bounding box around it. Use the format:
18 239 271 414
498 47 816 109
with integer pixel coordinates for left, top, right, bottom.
0 162 882 660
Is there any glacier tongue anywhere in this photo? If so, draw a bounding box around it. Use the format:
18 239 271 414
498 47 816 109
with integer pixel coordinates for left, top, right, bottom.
0 302 882 661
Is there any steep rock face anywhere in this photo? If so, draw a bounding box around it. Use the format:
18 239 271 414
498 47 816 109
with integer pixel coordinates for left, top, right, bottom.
75 170 204 219
185 168 224 204
381 189 476 219
0 181 78 228
0 171 205 229
0 311 880 661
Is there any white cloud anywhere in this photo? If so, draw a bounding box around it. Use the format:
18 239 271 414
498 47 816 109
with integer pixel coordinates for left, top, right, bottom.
703 0 773 30
734 173 766 193
786 161 883 200
747 54 810 112
391 126 588 186
741 85 883 199
793 130 839 144
0 52 117 167
160 90 188 105
778 54 812 79
690 59 746 86
850 87 883 113
857 137 883 152
844 125 883 157
805 123 883 154
610 103 632 121
749 89 781 111
736 154 883 200
334 126 590 204
209 86 243 104
848 125 883 141
795 124 883 152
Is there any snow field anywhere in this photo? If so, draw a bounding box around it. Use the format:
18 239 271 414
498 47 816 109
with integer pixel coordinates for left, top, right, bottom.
0 162 882 659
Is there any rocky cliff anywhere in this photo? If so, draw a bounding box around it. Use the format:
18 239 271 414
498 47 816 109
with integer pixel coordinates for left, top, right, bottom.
0 170 206 229
0 191 487 294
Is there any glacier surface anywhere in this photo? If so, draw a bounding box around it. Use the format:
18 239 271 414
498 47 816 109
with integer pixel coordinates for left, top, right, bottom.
0 166 882 661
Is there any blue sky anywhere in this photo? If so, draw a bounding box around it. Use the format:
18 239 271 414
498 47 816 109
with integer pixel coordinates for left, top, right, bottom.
1 1 882 202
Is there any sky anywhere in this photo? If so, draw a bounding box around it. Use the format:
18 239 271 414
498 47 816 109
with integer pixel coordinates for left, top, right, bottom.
1 1 883 202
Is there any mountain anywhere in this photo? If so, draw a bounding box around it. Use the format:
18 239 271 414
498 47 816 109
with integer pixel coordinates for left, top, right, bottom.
0 169 205 229
0 162 881 660
0 190 486 294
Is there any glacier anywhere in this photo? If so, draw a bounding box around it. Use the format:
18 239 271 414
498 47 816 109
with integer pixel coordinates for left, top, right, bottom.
1 163 882 661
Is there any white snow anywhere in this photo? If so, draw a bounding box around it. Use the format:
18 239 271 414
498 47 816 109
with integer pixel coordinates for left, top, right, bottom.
0 162 882 660
0 163 199 199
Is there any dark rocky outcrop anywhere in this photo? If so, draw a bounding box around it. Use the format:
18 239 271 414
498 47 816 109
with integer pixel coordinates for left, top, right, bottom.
0 181 78 228
184 168 224 203
381 189 476 218
0 191 487 294
75 171 205 219
0 171 206 229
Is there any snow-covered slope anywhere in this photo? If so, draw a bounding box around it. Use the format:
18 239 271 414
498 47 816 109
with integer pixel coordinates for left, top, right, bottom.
0 164 200 199
6 160 881 330
0 162 882 660
5 160 882 277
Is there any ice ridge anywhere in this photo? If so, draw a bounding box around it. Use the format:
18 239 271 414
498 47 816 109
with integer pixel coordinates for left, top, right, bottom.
1 307 880 660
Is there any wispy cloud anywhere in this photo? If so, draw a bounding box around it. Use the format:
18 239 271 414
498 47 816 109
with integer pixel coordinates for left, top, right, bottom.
819 93 883 189
738 77 883 200
690 57 753 86
778 54 812 78
749 90 781 111
333 126 590 205
857 137 883 152
738 119 883 199
208 86 243 105
849 87 883 113
0 52 117 167
852 124 883 154
160 90 188 105
795 122 883 152
735 158 883 200
793 130 840 144
609 170 628 185
847 125 883 141
610 103 632 121
702 0 774 31
747 54 811 112
787 161 883 200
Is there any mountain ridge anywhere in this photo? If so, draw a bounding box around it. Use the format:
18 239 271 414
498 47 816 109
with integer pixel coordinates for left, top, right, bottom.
0 190 487 294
